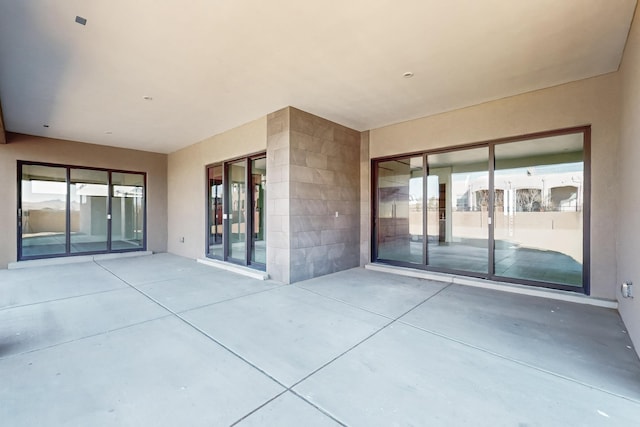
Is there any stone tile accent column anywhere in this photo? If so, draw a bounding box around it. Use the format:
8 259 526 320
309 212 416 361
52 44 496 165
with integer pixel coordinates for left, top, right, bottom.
266 107 361 283
266 108 291 284
360 131 370 266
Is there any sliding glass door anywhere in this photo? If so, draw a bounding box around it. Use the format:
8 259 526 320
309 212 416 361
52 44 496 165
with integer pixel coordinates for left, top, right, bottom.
70 168 109 253
208 165 224 258
427 147 489 274
372 127 589 292
376 156 424 265
494 134 585 286
20 164 68 257
19 162 146 260
228 160 248 262
207 154 266 269
251 158 267 265
111 172 145 250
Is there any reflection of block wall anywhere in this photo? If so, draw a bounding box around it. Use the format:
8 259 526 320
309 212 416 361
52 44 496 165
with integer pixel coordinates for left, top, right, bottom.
24 210 80 233
448 211 583 261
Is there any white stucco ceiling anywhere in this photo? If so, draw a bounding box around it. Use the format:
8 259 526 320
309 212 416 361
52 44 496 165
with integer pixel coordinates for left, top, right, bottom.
0 1 636 154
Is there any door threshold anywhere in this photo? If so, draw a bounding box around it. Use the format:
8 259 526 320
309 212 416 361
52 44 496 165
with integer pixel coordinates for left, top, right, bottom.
365 263 617 309
197 258 269 281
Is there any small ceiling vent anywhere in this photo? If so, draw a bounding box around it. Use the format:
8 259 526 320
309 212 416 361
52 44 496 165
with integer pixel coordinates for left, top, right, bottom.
75 16 87 26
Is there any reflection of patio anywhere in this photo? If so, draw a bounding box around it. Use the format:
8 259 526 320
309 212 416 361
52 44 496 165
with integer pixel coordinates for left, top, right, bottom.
377 238 582 287
208 240 266 265
21 233 143 257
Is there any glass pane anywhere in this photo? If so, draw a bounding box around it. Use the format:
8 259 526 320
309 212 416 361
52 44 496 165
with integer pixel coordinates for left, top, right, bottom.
427 147 489 273
376 156 424 264
251 158 266 265
494 133 584 286
111 172 144 250
208 165 224 258
70 169 108 253
229 161 247 261
20 165 68 257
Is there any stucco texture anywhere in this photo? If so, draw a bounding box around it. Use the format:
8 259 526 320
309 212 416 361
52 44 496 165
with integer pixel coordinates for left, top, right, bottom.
166 116 267 260
369 72 621 300
617 4 640 357
0 133 168 268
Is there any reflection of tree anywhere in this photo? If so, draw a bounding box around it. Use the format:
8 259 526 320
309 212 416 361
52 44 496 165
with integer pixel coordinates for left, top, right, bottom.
427 196 439 211
494 189 504 210
516 188 542 212
475 190 489 211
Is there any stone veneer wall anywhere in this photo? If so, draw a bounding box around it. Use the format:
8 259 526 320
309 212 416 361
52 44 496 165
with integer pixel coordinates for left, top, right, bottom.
266 108 291 284
359 131 370 266
266 107 361 283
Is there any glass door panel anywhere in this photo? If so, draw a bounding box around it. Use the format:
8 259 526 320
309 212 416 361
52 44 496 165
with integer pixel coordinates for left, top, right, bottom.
70 169 109 253
20 165 68 257
427 147 489 273
251 157 266 265
494 134 584 286
376 156 424 264
228 161 247 262
111 172 144 250
208 165 224 258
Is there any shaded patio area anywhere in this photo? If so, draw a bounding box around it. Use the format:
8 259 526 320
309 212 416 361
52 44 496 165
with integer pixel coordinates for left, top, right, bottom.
1 253 639 426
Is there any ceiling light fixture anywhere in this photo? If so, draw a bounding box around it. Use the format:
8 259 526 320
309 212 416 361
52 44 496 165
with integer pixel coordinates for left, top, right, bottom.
403 72 414 78
75 16 87 26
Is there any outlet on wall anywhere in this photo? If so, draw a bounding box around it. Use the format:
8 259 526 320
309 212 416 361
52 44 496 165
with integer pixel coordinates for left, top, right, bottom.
621 282 633 298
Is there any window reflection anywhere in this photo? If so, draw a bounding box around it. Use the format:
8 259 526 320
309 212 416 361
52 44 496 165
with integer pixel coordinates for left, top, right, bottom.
20 165 68 257
494 134 584 286
427 147 489 273
376 156 424 264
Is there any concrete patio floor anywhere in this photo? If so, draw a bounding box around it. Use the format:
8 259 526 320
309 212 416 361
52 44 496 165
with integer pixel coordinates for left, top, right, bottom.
1 253 639 426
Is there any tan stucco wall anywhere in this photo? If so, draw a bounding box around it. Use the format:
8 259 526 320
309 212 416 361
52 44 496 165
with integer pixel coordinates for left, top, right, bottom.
167 116 267 259
369 73 621 299
617 5 640 356
0 133 168 268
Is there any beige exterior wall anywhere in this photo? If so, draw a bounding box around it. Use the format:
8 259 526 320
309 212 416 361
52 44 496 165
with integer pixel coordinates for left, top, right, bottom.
369 73 621 299
0 133 168 268
617 5 640 356
166 116 267 259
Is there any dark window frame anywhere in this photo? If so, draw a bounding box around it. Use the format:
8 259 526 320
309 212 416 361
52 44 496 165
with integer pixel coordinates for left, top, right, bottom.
17 160 147 261
205 152 267 271
371 125 591 294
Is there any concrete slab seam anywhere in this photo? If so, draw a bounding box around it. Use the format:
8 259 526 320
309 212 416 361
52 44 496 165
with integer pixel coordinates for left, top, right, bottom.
289 389 350 427
286 283 454 390
174 284 289 316
228 389 348 427
398 321 640 405
292 284 396 321
93 261 290 390
95 259 447 426
0 286 127 312
0 314 173 361
227 390 290 426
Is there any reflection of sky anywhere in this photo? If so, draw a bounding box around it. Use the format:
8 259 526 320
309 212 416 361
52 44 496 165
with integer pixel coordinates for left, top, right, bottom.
23 180 66 203
495 162 583 176
23 180 142 204
409 178 423 199
422 162 584 199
